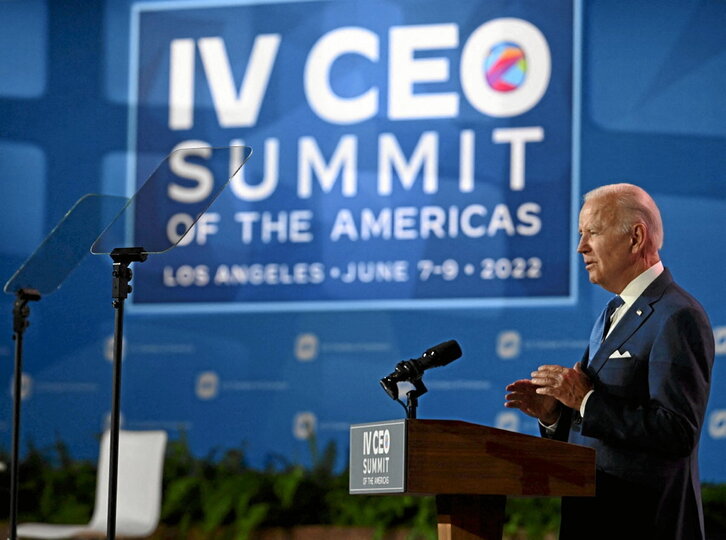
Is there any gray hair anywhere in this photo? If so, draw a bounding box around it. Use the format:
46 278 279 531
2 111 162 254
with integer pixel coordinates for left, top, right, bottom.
584 183 663 252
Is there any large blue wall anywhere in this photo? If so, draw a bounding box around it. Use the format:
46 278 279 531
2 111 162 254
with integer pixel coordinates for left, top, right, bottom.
1 0 725 482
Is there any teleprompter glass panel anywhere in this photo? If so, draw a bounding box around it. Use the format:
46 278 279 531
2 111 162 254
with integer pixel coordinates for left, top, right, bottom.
91 145 253 255
4 194 129 295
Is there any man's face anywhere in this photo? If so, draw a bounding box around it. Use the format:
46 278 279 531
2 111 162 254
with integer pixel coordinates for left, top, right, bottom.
577 197 636 293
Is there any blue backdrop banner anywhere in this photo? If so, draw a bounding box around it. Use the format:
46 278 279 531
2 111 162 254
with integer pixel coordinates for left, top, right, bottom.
130 0 575 309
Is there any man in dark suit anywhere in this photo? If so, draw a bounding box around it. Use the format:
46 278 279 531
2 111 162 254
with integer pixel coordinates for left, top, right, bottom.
505 183 714 539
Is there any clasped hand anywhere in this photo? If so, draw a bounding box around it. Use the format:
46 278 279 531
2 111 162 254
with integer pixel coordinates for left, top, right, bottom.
505 362 593 424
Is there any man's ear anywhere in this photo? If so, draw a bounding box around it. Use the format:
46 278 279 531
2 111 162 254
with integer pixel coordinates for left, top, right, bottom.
631 223 647 252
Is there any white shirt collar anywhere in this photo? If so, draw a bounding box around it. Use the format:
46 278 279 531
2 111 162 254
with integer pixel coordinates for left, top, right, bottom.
619 260 664 309
605 261 663 337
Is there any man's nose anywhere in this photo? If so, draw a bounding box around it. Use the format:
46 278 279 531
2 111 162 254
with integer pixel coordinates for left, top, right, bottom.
577 236 588 253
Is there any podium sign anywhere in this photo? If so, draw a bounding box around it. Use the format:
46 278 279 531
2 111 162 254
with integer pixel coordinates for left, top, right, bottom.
349 420 406 493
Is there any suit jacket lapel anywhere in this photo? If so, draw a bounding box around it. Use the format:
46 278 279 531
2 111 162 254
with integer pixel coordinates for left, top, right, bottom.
587 268 673 375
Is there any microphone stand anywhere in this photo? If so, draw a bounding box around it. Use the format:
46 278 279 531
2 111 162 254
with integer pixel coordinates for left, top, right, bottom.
403 379 427 419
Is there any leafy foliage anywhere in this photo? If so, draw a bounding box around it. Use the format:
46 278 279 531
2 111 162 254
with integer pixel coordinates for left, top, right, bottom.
3 436 725 539
158 433 436 539
702 483 726 538
504 497 560 539
0 440 97 524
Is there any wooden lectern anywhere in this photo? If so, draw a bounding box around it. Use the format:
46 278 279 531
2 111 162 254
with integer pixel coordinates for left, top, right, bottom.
349 419 595 540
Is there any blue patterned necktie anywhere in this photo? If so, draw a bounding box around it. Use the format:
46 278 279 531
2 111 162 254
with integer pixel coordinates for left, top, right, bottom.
588 295 624 362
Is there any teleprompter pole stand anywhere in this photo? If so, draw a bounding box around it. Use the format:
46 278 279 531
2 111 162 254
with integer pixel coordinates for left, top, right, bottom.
8 288 41 540
107 247 147 540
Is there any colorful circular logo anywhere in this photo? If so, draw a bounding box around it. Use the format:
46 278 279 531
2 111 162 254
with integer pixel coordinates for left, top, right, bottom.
484 42 527 92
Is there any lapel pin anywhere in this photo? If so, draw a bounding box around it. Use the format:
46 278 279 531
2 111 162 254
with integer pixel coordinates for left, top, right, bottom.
636 309 642 316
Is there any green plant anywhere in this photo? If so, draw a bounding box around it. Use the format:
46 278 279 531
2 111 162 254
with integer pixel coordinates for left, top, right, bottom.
316 435 435 537
7 434 725 540
161 436 270 539
327 490 436 539
504 497 560 539
702 483 726 536
159 432 437 539
0 438 97 524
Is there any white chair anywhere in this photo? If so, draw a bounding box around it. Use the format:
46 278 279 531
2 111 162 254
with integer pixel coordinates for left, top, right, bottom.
17 429 168 539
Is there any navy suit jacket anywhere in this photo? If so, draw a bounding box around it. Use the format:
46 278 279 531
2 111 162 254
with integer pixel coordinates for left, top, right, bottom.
547 269 714 539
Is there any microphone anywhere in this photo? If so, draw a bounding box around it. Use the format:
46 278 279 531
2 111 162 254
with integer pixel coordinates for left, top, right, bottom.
379 340 462 400
416 340 462 370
